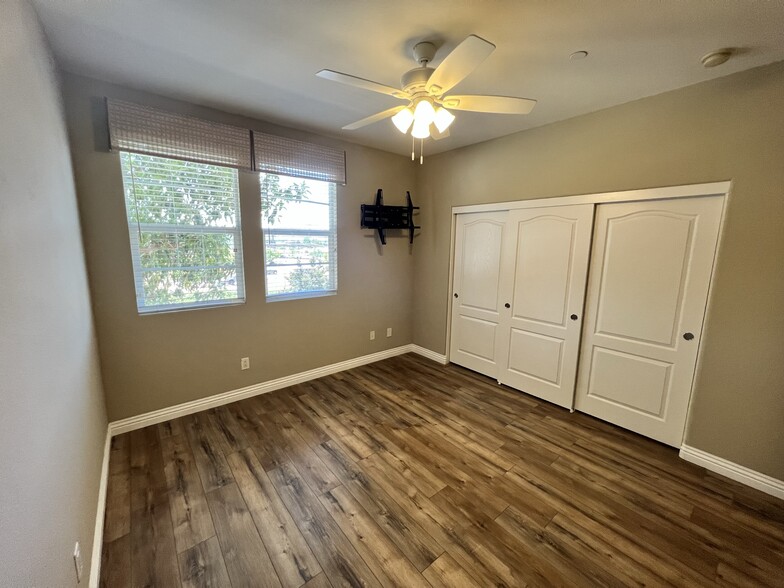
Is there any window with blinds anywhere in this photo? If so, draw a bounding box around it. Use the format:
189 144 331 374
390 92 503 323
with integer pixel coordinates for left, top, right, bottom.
120 152 245 313
260 173 337 300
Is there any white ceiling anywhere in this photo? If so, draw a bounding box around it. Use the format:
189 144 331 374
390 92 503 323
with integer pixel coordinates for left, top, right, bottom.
32 0 784 157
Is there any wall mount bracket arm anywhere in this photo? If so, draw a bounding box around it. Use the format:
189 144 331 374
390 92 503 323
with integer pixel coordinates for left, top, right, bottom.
360 189 420 245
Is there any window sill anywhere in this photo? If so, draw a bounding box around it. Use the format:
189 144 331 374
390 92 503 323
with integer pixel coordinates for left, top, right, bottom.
265 290 337 303
137 299 245 315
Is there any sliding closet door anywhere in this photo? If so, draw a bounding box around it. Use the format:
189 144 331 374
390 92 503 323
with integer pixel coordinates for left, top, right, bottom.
450 211 508 378
574 196 723 446
496 204 594 408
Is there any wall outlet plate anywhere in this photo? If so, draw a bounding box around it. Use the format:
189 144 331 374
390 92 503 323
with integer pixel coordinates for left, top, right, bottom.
370 330 375 340
241 357 250 370
73 541 83 583
386 327 392 337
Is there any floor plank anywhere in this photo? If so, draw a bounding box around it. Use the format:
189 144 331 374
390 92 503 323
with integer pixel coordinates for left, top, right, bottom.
158 417 186 440
269 461 384 588
227 448 322 587
207 406 250 456
314 438 444 572
301 573 333 588
160 433 215 553
100 534 130 588
318 484 430 587
101 353 784 588
184 413 234 493
109 433 130 476
205 483 281 588
422 552 481 588
129 427 181 588
179 536 231 588
103 469 130 543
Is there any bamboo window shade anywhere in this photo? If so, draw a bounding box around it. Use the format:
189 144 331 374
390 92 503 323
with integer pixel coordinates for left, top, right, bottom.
106 98 346 184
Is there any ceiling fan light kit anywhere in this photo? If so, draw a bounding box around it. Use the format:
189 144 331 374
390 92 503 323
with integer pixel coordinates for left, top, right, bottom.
317 34 537 162
411 117 431 139
433 107 455 133
391 107 414 133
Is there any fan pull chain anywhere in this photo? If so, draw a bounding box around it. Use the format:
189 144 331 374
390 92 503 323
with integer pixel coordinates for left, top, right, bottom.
411 135 415 161
420 138 424 165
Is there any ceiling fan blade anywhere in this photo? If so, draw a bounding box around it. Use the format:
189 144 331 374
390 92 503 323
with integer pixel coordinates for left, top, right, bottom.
426 35 496 96
316 69 409 100
441 94 537 114
431 125 450 140
342 106 406 130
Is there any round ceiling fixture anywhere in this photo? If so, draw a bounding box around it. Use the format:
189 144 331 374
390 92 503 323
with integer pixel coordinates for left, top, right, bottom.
701 49 732 68
569 50 589 60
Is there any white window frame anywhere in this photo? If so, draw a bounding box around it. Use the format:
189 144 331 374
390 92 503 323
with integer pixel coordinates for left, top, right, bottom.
120 152 246 314
260 176 337 302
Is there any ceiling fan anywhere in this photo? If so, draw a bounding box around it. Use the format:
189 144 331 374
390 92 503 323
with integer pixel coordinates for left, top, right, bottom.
316 35 536 160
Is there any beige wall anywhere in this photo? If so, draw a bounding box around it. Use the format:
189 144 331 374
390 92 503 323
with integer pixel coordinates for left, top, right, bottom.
62 74 417 421
413 60 784 480
0 2 108 585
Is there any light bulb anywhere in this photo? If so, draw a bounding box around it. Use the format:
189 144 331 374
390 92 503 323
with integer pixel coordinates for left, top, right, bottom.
433 107 455 133
411 118 430 139
413 99 436 126
391 107 414 133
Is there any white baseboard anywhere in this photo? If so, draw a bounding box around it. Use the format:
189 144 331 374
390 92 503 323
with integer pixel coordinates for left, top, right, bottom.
679 444 784 500
409 344 448 365
89 429 111 588
109 344 445 436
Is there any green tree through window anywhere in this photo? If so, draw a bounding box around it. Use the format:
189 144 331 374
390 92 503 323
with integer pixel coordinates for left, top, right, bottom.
260 173 337 299
120 152 244 311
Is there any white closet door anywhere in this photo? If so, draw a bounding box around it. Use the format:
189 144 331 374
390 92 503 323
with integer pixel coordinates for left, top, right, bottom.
450 211 508 378
574 196 723 446
497 204 594 408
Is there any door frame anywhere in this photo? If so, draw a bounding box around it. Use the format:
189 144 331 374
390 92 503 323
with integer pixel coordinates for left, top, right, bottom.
445 181 731 438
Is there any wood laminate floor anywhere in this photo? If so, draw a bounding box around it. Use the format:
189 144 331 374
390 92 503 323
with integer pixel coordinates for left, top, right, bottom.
100 353 784 587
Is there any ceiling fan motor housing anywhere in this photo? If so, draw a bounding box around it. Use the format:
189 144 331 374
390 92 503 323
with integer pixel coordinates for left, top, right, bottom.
401 67 434 94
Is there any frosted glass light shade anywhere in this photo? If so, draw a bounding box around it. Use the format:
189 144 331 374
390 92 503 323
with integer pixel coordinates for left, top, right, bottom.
391 107 414 133
413 99 436 126
411 118 430 139
433 107 455 133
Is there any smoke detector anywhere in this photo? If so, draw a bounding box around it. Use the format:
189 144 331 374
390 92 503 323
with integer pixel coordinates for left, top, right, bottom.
701 49 733 68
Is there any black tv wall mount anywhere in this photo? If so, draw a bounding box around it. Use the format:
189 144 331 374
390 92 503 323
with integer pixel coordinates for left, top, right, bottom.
360 189 420 245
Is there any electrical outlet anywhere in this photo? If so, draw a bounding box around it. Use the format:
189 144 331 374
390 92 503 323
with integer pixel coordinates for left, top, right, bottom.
386 327 392 338
73 542 83 583
241 357 250 370
369 330 375 341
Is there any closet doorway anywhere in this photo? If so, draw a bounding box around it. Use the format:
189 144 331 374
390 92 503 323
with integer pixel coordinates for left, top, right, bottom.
448 183 727 446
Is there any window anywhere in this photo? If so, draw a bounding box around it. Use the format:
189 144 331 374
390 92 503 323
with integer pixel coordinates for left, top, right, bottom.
120 152 245 313
260 173 337 300
109 99 345 309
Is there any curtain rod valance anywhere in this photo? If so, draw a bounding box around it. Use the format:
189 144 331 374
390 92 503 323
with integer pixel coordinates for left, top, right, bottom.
106 98 346 184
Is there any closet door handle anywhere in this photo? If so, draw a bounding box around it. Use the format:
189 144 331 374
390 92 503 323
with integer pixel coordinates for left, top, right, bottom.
570 314 579 321
504 303 511 309
454 293 459 298
683 332 694 341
